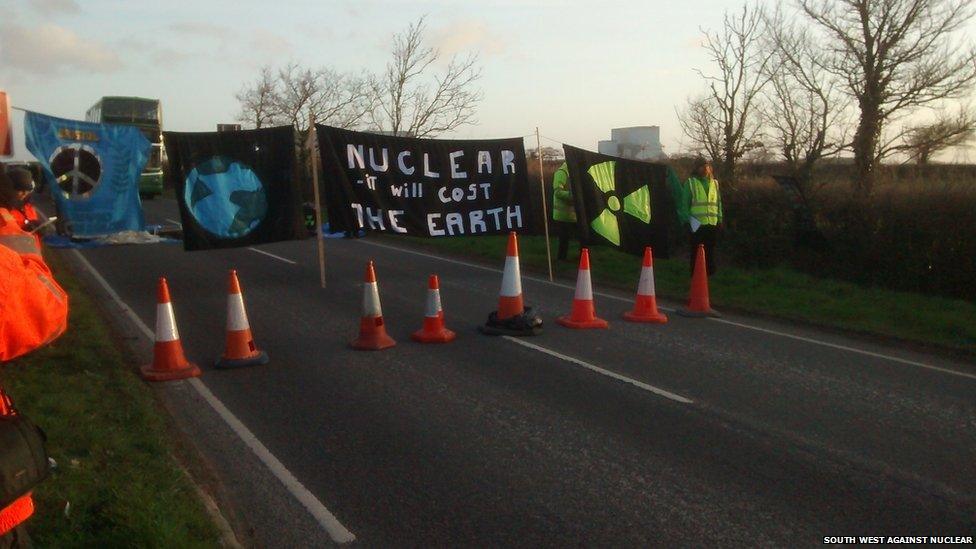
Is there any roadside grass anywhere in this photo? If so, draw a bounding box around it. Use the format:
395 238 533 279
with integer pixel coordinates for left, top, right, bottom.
0 251 220 546
390 234 976 354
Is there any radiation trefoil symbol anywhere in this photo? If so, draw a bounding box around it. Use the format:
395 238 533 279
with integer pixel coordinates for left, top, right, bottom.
587 161 650 245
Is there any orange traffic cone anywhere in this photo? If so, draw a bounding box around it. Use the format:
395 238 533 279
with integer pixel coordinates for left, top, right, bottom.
350 261 396 350
215 270 269 368
480 231 542 336
557 248 608 329
411 275 456 343
677 244 720 317
497 231 524 320
141 277 202 381
623 246 668 323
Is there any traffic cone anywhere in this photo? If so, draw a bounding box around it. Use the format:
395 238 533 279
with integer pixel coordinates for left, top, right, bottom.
141 277 202 381
350 261 396 350
479 231 542 336
411 275 456 343
557 248 608 329
215 270 269 369
623 247 668 323
497 231 524 320
677 244 720 317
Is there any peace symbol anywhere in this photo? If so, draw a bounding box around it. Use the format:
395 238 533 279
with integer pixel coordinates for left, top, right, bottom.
50 144 101 199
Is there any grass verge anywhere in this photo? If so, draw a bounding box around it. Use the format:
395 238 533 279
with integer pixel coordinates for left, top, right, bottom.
390 234 976 355
0 251 220 546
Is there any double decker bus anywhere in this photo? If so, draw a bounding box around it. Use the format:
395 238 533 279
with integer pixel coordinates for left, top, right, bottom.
85 96 164 198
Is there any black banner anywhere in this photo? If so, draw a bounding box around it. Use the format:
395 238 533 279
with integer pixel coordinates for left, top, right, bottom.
562 145 679 256
164 126 305 251
316 125 533 237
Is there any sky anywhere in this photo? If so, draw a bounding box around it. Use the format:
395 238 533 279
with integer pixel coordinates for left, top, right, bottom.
2 0 974 162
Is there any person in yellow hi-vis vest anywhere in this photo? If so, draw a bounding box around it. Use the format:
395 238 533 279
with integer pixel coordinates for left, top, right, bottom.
551 162 576 261
675 158 723 276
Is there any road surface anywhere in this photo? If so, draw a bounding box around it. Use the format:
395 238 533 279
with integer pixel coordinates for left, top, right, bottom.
61 199 976 547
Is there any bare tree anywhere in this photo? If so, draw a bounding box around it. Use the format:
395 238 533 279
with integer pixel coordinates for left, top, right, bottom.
799 0 976 193
272 63 374 133
901 109 976 165
762 7 850 189
677 96 725 164
236 63 373 132
679 3 771 186
235 66 277 129
370 17 483 138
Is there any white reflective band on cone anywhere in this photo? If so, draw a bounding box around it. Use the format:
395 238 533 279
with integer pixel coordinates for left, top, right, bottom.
155 302 180 342
638 266 656 296
500 256 522 297
425 289 442 317
574 269 593 300
227 293 250 331
363 281 383 317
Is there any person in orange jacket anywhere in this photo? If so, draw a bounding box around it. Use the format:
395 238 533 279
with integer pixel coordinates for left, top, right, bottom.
0 168 42 232
0 167 69 547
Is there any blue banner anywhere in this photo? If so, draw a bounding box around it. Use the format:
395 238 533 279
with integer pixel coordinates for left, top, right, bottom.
24 111 149 237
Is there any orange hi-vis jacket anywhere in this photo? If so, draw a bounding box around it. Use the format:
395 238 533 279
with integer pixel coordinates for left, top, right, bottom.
0 207 68 535
9 203 39 231
0 207 67 361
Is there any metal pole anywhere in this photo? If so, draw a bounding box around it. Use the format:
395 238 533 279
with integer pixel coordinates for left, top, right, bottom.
308 113 327 288
536 127 554 282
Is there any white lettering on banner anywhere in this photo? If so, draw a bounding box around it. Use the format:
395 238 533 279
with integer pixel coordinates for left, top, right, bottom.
437 183 492 203
347 144 365 169
388 210 407 233
352 202 363 229
449 150 467 179
445 212 464 235
423 153 440 177
366 207 385 230
469 210 486 233
351 203 365 228
487 207 503 227
427 213 446 236
369 147 389 172
426 206 523 236
356 176 378 190
397 151 414 175
507 205 522 228
502 150 516 174
349 145 518 177
477 151 492 174
390 183 423 198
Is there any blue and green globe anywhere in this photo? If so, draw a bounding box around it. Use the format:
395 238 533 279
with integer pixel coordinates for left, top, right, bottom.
184 156 268 238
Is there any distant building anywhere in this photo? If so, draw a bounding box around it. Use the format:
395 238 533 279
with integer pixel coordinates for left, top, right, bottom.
598 126 666 161
217 124 242 132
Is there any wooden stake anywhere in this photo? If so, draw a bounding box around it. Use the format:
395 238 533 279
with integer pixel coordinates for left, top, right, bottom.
536 127 554 282
308 113 326 288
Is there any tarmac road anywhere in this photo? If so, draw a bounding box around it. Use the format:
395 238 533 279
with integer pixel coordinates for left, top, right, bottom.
61 198 976 547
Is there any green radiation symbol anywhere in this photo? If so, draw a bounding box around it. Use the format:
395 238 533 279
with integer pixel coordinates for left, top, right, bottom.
587 161 651 245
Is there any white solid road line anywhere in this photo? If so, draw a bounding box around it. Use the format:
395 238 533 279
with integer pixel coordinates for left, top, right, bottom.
185 378 356 544
359 239 976 381
163 216 296 266
502 336 694 404
248 247 298 265
711 318 976 381
69 250 356 544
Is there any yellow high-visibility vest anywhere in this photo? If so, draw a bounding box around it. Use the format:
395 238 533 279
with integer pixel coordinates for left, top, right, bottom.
689 177 721 226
